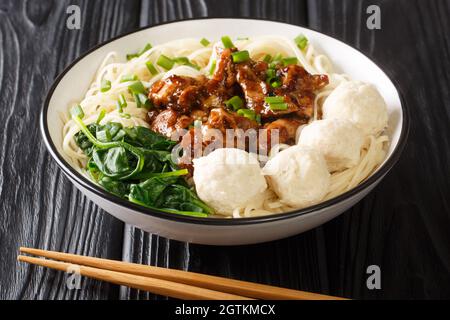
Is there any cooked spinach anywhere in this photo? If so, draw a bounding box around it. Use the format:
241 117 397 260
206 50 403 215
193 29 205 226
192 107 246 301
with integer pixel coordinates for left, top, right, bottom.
72 115 213 217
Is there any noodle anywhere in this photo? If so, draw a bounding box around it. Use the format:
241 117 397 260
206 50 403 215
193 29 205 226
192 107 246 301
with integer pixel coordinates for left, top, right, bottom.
62 35 389 218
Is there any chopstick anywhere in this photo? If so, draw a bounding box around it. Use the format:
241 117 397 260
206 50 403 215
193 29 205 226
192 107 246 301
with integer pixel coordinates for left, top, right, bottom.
18 247 347 300
18 255 247 300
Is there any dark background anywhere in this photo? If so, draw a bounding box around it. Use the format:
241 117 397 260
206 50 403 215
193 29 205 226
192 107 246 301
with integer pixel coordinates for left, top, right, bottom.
0 0 449 300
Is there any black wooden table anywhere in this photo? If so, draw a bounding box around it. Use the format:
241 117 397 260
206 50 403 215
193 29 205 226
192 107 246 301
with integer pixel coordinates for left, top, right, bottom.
1 0 449 300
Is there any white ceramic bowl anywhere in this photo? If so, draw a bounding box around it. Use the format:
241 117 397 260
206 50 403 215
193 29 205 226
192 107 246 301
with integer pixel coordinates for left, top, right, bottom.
40 18 409 245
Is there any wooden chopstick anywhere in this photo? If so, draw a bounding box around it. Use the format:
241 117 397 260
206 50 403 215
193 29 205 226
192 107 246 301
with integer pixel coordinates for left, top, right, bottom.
19 247 346 300
17 255 250 300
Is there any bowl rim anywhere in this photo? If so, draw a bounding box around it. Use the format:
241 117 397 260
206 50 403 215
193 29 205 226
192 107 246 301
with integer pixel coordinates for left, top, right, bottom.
40 17 410 226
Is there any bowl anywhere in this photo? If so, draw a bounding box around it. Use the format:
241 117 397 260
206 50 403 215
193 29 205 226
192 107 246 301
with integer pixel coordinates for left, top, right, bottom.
40 18 409 245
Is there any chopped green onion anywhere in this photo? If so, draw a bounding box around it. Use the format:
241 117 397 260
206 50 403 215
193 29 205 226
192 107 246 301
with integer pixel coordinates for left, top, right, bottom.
231 50 250 63
200 38 210 47
269 102 288 111
174 57 201 70
126 53 138 61
237 109 256 121
294 34 308 50
100 79 111 92
128 81 146 94
272 53 283 62
174 56 190 64
270 80 282 88
71 104 84 119
120 74 138 82
266 69 276 79
209 60 217 75
138 43 152 56
126 43 153 61
136 93 152 109
256 114 262 124
96 109 106 124
117 93 127 113
133 93 141 108
157 54 175 70
120 113 131 119
225 96 244 111
146 61 159 75
265 96 285 104
263 54 272 63
282 57 298 66
221 36 235 49
96 129 111 142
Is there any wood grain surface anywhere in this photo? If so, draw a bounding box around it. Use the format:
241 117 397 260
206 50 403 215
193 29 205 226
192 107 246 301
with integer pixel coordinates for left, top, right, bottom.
0 0 449 300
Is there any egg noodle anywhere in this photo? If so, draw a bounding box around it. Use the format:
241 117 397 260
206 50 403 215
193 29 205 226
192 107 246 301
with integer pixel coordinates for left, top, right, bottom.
62 36 388 218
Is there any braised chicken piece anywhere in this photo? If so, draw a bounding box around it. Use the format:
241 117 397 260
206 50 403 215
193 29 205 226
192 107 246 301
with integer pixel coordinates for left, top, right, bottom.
210 48 237 89
235 62 270 113
149 75 208 113
264 118 303 145
151 109 192 137
206 108 258 134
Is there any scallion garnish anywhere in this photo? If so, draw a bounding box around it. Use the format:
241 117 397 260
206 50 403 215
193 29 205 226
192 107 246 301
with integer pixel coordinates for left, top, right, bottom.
265 95 289 110
157 55 175 70
265 96 285 104
71 104 84 119
266 69 276 79
174 57 201 70
225 96 244 111
209 60 217 75
138 43 152 56
96 109 106 124
269 102 288 111
128 81 146 95
100 79 111 92
282 57 298 66
117 94 127 112
221 36 235 49
237 109 256 121
174 57 190 64
256 114 262 124
200 38 210 47
231 50 250 63
263 54 273 63
120 74 138 83
126 54 138 61
120 113 131 119
270 80 282 88
272 53 283 62
137 93 152 109
146 61 159 75
126 43 153 61
294 34 308 50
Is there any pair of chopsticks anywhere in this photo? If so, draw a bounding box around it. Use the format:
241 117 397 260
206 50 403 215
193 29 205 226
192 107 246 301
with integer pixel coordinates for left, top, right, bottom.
18 247 346 300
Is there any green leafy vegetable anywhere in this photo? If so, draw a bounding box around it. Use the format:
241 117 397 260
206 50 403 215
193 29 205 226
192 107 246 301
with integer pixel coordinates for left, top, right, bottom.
72 115 212 217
